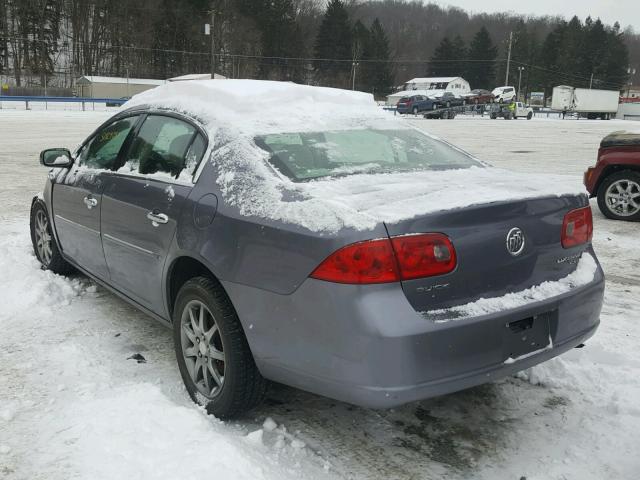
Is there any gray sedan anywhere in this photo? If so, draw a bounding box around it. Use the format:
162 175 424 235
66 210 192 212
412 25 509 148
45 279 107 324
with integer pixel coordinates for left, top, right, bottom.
30 81 604 418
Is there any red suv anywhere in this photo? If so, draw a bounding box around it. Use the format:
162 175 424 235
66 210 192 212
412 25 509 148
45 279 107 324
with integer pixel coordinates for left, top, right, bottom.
584 131 640 221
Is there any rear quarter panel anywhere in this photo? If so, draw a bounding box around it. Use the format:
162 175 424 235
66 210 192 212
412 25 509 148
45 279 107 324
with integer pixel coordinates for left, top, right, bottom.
171 160 389 296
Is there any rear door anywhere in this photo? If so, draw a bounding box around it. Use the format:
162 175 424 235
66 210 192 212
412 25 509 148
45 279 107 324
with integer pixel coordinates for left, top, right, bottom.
52 115 140 279
100 114 207 314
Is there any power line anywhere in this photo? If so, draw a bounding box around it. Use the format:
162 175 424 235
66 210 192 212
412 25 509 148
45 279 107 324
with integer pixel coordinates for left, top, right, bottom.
0 35 628 90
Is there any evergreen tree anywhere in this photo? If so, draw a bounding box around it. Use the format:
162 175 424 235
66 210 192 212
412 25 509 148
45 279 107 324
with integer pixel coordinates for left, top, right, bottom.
465 26 497 89
351 20 370 90
429 37 453 76
538 22 565 94
451 34 467 76
429 35 466 77
497 20 538 93
237 0 306 82
602 30 630 89
362 18 394 96
314 0 352 88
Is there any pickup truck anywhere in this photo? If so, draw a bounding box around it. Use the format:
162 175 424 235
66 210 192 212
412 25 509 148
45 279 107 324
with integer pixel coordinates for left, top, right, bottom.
488 102 533 120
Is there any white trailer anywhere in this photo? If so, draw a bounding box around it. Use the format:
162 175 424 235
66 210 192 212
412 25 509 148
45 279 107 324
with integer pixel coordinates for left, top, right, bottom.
551 85 619 119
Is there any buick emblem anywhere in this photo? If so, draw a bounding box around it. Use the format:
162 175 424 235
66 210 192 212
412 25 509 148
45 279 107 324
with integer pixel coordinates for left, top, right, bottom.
506 227 525 256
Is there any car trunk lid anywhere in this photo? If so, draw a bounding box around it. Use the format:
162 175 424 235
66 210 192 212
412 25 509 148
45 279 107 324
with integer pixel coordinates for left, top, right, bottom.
384 195 590 313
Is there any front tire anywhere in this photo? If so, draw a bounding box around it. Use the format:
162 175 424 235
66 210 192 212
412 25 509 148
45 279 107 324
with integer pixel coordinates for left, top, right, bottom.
30 200 74 275
173 276 266 418
597 170 640 221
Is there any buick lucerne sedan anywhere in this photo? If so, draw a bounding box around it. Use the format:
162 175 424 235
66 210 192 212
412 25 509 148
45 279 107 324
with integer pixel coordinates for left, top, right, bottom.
30 80 605 418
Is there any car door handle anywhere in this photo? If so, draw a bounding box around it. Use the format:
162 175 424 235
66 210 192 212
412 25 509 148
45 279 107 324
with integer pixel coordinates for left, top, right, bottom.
83 196 98 209
147 211 169 226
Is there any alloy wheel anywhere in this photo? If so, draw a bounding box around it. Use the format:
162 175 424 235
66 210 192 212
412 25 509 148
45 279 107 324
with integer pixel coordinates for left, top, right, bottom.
605 179 640 217
180 299 225 398
34 210 53 265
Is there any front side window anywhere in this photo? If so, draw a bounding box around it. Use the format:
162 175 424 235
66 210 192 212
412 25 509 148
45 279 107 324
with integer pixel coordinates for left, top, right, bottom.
256 129 482 182
78 116 139 170
121 115 196 177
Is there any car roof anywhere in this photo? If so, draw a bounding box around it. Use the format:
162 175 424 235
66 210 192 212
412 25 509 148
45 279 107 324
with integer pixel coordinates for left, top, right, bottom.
122 79 388 136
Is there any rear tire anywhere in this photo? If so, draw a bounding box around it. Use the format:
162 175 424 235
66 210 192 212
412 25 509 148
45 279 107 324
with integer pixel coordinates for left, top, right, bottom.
30 200 74 275
412 106 418 115
596 170 640 221
173 276 266 418
527 112 533 120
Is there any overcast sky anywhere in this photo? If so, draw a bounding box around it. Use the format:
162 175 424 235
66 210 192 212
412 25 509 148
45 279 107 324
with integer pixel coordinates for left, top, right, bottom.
434 0 639 30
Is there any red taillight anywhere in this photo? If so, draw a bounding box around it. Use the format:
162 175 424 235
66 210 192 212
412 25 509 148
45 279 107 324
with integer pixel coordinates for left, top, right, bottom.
561 206 593 248
310 234 456 284
310 238 399 284
391 233 457 280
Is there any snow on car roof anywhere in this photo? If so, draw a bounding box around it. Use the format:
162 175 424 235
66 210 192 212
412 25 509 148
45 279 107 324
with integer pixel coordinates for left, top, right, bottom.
124 79 391 135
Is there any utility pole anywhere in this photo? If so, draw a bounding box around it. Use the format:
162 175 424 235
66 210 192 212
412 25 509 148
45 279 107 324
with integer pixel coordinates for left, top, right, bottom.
628 67 637 99
504 31 513 86
517 66 524 101
351 61 359 91
589 72 594 89
205 6 216 79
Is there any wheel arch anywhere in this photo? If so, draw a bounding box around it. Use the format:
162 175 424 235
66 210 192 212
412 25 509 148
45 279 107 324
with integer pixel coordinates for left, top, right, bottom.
593 165 640 195
166 255 224 319
166 255 250 329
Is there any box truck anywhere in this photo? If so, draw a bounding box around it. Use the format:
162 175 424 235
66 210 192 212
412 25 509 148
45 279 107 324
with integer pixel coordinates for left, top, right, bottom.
551 85 619 119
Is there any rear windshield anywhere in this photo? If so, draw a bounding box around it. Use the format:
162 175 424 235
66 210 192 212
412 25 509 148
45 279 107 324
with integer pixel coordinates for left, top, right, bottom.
255 129 482 182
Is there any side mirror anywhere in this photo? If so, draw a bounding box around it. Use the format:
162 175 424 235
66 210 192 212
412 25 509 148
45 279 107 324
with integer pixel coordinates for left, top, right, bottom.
40 148 72 168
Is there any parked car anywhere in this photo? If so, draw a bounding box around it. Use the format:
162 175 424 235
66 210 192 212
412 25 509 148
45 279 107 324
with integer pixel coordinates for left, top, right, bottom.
464 89 495 105
31 80 604 418
433 91 465 108
584 130 640 220
492 86 516 103
396 94 437 114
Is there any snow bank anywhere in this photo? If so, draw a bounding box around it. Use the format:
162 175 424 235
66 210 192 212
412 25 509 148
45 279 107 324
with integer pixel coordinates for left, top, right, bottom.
425 252 598 321
0 222 335 480
125 80 587 233
0 224 86 319
66 383 314 480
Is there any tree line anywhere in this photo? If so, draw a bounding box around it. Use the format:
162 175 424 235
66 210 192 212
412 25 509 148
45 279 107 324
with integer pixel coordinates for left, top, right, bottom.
0 0 637 99
427 16 630 94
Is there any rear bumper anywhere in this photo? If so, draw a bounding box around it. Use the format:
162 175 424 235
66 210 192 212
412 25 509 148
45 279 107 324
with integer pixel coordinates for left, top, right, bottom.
224 259 604 409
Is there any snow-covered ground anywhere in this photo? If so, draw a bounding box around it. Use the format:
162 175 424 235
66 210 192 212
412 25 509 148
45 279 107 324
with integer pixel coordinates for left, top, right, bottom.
1 111 639 479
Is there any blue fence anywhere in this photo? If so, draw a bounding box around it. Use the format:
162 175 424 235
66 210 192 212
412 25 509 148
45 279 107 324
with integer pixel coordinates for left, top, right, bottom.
0 95 127 109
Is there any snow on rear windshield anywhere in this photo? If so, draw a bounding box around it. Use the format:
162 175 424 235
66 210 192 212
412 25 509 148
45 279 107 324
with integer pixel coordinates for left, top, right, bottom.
255 129 481 181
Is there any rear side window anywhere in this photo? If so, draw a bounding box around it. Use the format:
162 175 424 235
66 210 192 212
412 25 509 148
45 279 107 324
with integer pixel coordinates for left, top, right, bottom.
78 116 139 170
183 133 207 177
120 115 196 177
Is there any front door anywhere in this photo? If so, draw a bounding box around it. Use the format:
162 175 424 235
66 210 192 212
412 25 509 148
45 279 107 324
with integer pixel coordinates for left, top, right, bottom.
100 114 205 314
52 115 140 279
